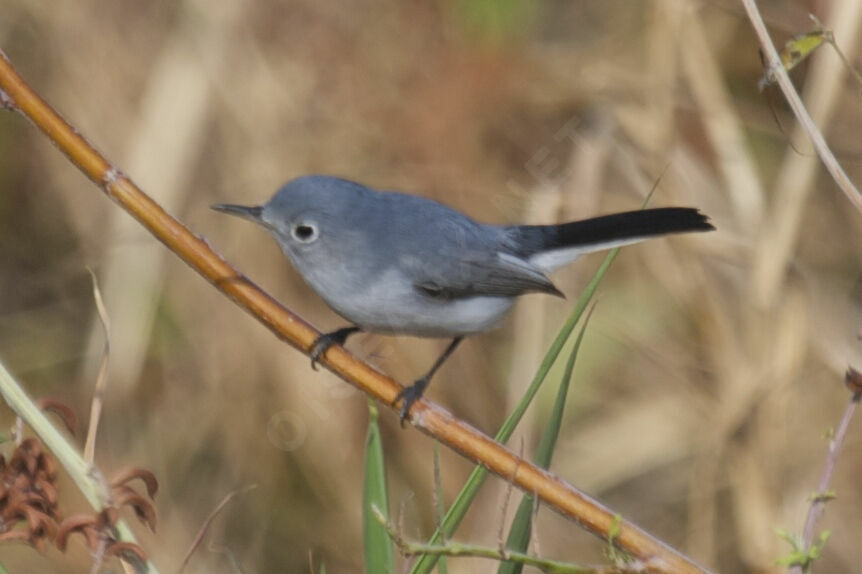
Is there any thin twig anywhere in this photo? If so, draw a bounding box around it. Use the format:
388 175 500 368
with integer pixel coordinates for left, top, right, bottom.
179 484 258 573
206 542 244 574
808 14 862 92
398 494 412 574
788 370 861 574
84 269 111 466
0 50 707 574
740 0 862 215
531 491 542 557
372 505 621 574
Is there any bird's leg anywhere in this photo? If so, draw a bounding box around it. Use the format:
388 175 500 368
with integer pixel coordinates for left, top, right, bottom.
309 326 362 370
394 337 463 426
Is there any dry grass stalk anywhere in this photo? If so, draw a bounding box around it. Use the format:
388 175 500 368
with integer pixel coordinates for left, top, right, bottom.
84 269 110 466
179 484 257 573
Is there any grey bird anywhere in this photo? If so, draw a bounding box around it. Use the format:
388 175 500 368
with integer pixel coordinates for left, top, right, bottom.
212 175 714 423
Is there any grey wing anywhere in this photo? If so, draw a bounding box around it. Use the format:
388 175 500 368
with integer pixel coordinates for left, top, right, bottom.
410 250 563 299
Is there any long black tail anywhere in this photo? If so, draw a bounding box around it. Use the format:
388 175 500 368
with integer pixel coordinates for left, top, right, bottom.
510 207 714 259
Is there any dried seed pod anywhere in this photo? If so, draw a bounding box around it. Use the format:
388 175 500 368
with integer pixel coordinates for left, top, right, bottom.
56 514 100 551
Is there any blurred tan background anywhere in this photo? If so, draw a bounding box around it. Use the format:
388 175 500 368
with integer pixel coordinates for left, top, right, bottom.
2 0 862 572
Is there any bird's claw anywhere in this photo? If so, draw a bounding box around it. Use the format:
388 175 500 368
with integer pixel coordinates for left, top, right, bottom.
393 378 429 427
309 334 335 370
309 327 361 370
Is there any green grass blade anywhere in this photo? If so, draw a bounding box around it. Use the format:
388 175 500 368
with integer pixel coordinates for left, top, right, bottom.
498 305 595 574
410 248 620 574
364 399 394 574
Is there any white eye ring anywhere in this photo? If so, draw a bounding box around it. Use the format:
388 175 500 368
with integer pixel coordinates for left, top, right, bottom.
291 222 318 243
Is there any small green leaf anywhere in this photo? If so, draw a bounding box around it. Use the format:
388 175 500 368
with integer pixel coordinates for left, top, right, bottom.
775 527 831 570
774 527 800 548
780 31 828 71
604 514 634 565
608 514 622 543
808 489 837 503
759 29 828 90
364 400 394 574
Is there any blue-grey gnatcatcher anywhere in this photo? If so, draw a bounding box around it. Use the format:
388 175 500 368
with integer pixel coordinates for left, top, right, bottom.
213 175 713 422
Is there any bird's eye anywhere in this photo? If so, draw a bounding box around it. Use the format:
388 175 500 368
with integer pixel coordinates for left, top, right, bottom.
291 222 318 243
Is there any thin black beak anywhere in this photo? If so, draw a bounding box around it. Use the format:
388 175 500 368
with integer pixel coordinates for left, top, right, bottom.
210 203 264 223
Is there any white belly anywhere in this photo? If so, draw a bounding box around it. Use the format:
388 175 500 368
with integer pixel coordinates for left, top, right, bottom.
359 294 515 337
311 267 516 337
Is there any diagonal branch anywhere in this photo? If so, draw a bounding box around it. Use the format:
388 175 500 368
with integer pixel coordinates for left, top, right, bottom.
740 0 862 215
0 50 708 573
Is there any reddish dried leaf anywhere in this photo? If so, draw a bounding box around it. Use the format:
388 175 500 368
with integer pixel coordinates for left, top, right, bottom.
114 487 157 532
10 439 41 476
38 452 58 481
31 532 47 552
55 514 99 551
12 473 30 491
2 500 31 524
5 491 50 519
20 505 56 537
0 529 32 544
111 467 159 499
34 478 59 508
35 398 79 436
18 437 40 454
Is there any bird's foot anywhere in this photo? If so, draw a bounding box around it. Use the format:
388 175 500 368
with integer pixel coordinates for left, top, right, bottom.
393 377 430 427
309 327 360 370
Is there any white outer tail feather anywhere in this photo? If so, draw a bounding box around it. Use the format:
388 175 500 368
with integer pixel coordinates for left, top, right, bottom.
527 236 652 272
